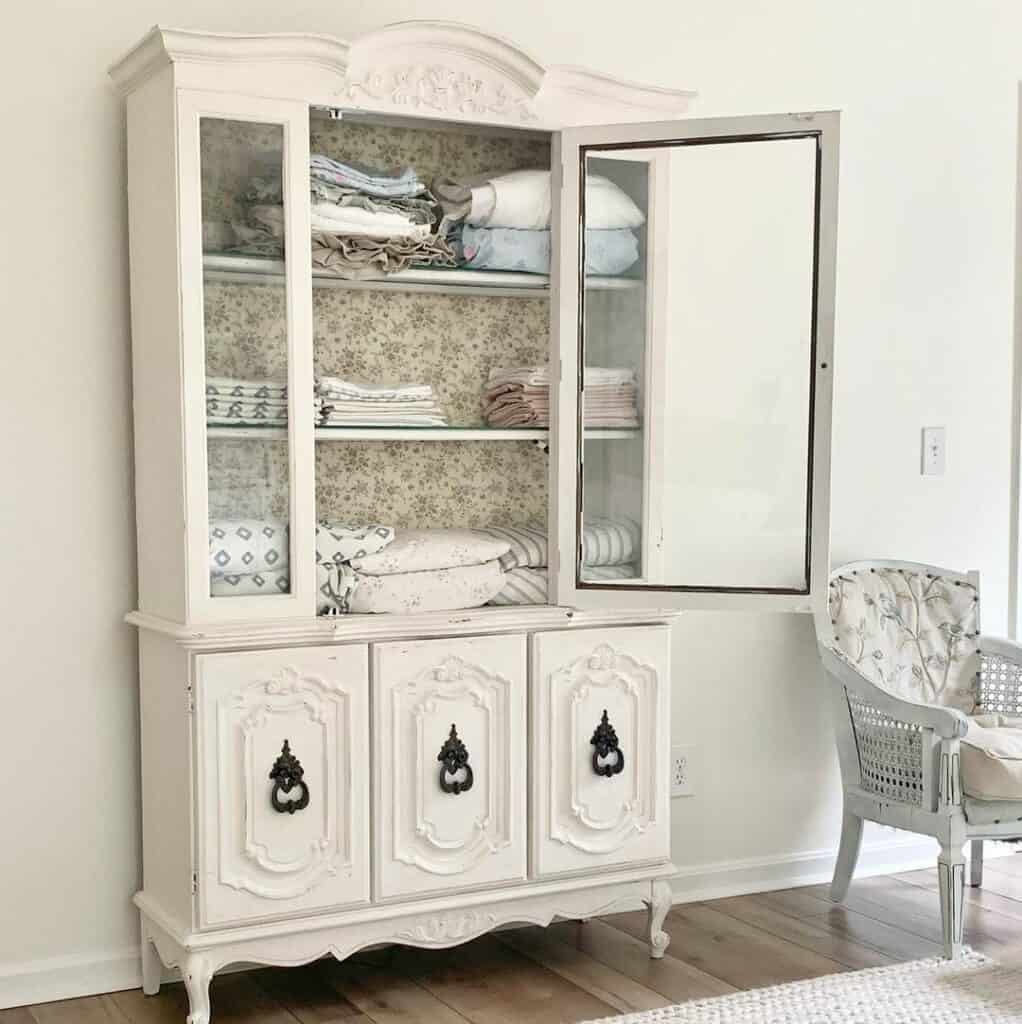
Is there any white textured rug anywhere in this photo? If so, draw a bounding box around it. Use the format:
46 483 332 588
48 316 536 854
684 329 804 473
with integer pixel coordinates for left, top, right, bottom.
583 953 1022 1023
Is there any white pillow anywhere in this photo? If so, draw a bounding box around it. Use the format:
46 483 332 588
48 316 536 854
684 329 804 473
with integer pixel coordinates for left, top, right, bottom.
585 175 646 230
349 528 511 576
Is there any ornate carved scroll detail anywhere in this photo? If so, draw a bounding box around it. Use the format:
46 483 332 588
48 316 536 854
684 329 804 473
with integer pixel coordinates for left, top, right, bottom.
343 64 537 121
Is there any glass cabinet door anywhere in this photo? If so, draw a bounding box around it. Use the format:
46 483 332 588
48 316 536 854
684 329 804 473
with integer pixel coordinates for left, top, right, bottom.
552 112 838 611
178 92 314 620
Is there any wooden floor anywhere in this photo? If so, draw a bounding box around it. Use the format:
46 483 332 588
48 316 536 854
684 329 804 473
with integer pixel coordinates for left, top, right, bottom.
8 856 1022 1023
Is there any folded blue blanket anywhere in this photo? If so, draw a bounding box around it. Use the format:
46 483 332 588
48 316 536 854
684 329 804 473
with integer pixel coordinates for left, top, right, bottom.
459 226 639 276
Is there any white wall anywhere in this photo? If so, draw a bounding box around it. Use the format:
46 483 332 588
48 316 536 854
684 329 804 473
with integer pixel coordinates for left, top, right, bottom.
0 0 1017 1005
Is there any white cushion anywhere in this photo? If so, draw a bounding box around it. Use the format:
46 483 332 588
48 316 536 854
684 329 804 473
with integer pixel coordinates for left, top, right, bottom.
829 567 979 711
961 714 1022 801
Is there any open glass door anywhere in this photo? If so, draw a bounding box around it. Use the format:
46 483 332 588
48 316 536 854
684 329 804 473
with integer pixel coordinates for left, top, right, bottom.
551 112 838 612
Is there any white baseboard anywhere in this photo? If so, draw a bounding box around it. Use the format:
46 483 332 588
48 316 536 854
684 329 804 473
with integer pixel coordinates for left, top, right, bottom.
0 946 141 1011
668 835 1014 905
1 838 1012 1010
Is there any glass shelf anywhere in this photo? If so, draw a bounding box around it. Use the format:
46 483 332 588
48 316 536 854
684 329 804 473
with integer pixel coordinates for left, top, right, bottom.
204 253 643 298
205 424 641 441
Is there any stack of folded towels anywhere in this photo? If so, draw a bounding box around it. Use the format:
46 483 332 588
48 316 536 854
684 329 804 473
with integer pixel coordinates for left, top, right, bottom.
435 168 644 276
227 156 457 279
481 520 641 605
483 366 639 429
206 376 288 427
316 375 448 427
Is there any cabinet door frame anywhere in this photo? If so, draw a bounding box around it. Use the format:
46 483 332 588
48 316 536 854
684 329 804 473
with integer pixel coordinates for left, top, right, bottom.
193 645 370 928
177 89 315 622
550 111 839 614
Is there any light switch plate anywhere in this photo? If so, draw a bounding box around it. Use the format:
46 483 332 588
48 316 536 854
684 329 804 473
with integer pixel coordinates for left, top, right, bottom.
921 426 946 476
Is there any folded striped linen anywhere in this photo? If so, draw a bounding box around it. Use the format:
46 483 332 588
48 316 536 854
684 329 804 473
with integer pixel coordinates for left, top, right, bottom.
487 562 639 607
477 519 640 571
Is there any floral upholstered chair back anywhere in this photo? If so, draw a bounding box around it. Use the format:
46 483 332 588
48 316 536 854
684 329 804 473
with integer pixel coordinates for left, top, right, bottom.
828 565 980 713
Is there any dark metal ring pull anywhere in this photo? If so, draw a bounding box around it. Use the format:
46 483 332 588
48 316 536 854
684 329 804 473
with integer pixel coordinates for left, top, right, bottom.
438 723 474 795
591 709 625 777
269 739 310 814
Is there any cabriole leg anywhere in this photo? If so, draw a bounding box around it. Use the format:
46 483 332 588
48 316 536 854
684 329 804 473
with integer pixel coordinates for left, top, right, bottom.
182 953 213 1024
969 839 984 888
938 843 966 959
645 879 672 959
829 809 864 903
140 930 161 996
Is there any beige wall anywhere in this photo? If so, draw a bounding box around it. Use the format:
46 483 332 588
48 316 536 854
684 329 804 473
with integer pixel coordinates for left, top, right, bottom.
0 0 1016 1003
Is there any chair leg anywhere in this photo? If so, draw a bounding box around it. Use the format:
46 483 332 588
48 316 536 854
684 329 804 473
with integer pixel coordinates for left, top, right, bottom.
969 839 984 888
830 809 864 902
938 843 966 959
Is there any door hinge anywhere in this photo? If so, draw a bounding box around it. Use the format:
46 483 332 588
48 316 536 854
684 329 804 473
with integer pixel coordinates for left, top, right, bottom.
191 872 198 896
186 686 195 715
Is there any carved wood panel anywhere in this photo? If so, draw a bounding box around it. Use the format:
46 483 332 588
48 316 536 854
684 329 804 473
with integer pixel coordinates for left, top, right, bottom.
197 646 370 927
532 627 671 877
374 635 527 899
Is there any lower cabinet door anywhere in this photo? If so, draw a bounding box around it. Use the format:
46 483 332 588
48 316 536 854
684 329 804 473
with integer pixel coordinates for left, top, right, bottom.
373 634 527 899
195 646 370 927
531 626 671 876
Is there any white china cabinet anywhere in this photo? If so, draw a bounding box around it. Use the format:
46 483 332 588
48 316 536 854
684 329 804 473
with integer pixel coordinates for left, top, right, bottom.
110 21 838 1023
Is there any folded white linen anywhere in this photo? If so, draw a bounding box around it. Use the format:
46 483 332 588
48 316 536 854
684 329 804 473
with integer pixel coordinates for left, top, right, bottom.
349 528 512 576
316 376 435 402
461 170 645 231
319 412 448 426
310 201 432 241
347 560 507 615
485 365 637 389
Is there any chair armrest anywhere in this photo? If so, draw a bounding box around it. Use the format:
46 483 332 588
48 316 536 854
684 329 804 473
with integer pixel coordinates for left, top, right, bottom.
979 635 1022 663
818 642 969 739
977 635 1022 715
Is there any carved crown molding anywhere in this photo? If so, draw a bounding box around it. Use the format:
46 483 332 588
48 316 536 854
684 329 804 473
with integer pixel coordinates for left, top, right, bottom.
108 21 695 125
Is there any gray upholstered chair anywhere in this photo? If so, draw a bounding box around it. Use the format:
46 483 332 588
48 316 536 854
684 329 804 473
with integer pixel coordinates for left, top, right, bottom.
818 559 1022 958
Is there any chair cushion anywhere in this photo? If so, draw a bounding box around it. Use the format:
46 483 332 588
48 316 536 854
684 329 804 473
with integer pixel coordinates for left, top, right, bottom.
963 796 1022 826
829 566 979 711
961 714 1022 800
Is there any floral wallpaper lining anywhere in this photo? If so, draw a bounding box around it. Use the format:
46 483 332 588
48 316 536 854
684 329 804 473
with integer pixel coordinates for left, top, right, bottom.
828 567 980 712
201 119 552 533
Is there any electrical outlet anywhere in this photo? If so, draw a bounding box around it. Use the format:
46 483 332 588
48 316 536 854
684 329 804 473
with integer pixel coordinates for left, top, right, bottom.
671 745 696 797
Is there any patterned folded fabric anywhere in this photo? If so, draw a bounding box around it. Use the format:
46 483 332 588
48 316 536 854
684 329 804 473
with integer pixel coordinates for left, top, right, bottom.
209 519 289 574
206 376 287 400
582 563 639 581
211 570 291 597
315 522 396 566
347 560 507 615
349 528 512 577
206 397 288 423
